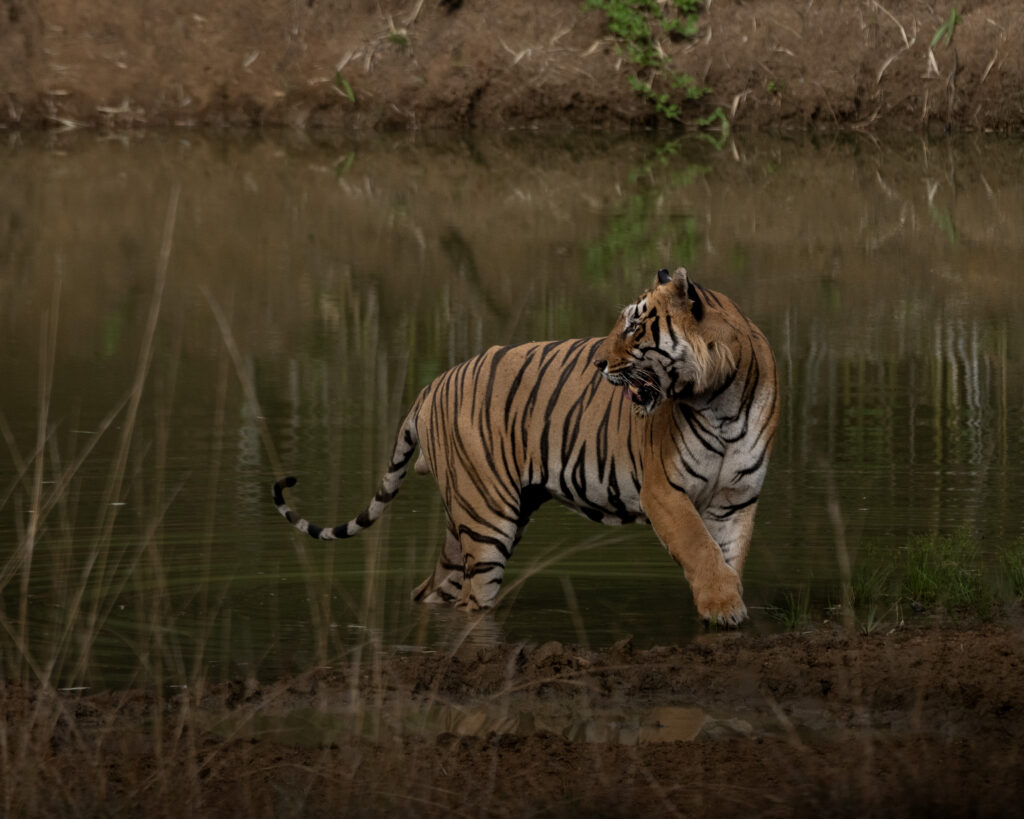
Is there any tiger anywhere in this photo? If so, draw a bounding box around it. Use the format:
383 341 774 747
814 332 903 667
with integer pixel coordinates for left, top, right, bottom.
273 266 779 625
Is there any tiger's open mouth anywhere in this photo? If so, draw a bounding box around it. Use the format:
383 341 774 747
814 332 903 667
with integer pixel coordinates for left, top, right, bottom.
601 368 662 416
625 381 659 410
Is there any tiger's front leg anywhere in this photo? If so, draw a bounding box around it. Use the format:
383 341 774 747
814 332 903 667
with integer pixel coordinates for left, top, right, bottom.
702 494 760 578
640 462 747 626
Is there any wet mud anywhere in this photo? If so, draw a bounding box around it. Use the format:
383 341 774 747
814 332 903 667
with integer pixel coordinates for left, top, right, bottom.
6 620 1023 817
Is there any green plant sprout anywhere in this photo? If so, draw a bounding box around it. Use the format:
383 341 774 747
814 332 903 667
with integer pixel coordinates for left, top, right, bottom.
334 73 356 102
768 586 812 630
930 8 961 48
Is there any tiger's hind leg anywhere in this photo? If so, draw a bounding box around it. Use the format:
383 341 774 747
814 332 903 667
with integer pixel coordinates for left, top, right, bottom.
451 486 550 611
411 488 547 611
411 521 465 605
454 522 517 613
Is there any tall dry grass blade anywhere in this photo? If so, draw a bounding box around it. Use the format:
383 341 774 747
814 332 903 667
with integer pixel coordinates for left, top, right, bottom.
872 1 911 48
95 184 180 534
188 346 234 688
204 287 341 666
57 185 180 685
823 461 855 632
202 290 284 491
17 282 60 684
0 413 36 510
560 575 590 649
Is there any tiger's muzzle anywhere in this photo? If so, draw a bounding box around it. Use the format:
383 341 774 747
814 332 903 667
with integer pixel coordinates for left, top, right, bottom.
594 360 663 416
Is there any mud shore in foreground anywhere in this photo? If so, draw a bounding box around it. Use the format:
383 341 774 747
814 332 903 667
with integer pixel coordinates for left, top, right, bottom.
4 620 1023 817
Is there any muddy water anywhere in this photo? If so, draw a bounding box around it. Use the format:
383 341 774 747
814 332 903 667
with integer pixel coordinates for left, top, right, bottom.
1 131 1022 686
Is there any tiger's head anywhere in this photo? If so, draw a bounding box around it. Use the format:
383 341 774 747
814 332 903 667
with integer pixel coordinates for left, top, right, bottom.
593 267 736 416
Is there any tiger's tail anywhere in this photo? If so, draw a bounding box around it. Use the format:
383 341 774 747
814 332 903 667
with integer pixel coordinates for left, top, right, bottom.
272 406 421 540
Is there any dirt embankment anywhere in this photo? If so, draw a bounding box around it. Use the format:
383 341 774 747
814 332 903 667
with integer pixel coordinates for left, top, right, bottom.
2 0 1022 132
4 622 1024 817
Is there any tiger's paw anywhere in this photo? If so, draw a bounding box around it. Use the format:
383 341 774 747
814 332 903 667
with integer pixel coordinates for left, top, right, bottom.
412 571 465 605
693 566 748 627
455 595 493 613
419 589 456 606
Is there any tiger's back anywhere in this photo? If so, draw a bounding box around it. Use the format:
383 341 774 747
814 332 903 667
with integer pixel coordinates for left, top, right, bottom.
414 337 646 529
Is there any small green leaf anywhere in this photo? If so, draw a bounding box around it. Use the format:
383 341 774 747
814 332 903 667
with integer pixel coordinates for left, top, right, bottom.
334 73 356 103
930 8 961 48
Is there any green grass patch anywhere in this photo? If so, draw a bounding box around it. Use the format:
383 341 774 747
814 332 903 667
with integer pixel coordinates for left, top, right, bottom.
767 586 812 630
999 536 1024 599
586 0 718 127
843 530 1024 629
850 552 895 610
899 531 995 618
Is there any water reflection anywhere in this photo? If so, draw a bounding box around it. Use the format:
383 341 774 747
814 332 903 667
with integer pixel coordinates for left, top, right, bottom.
0 131 1022 686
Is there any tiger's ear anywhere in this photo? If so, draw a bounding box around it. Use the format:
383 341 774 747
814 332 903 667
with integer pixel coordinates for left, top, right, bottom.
669 266 692 305
669 267 704 321
656 267 672 285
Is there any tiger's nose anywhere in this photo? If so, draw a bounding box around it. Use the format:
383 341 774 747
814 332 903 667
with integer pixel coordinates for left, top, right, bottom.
593 359 607 371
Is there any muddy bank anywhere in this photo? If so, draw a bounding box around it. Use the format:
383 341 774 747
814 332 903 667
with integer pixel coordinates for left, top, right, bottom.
4 621 1023 817
2 0 1023 132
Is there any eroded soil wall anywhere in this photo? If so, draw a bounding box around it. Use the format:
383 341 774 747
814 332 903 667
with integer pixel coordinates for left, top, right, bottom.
2 0 1023 132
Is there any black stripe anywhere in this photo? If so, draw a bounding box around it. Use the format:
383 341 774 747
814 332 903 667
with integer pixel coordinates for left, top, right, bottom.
664 314 680 347
693 282 721 309
686 280 705 321
707 494 760 521
732 446 767 482
503 346 540 422
457 525 514 560
680 406 725 455
466 561 505 578
680 455 709 483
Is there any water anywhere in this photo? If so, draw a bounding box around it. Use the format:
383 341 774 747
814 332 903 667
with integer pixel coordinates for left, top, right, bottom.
1 130 1022 687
